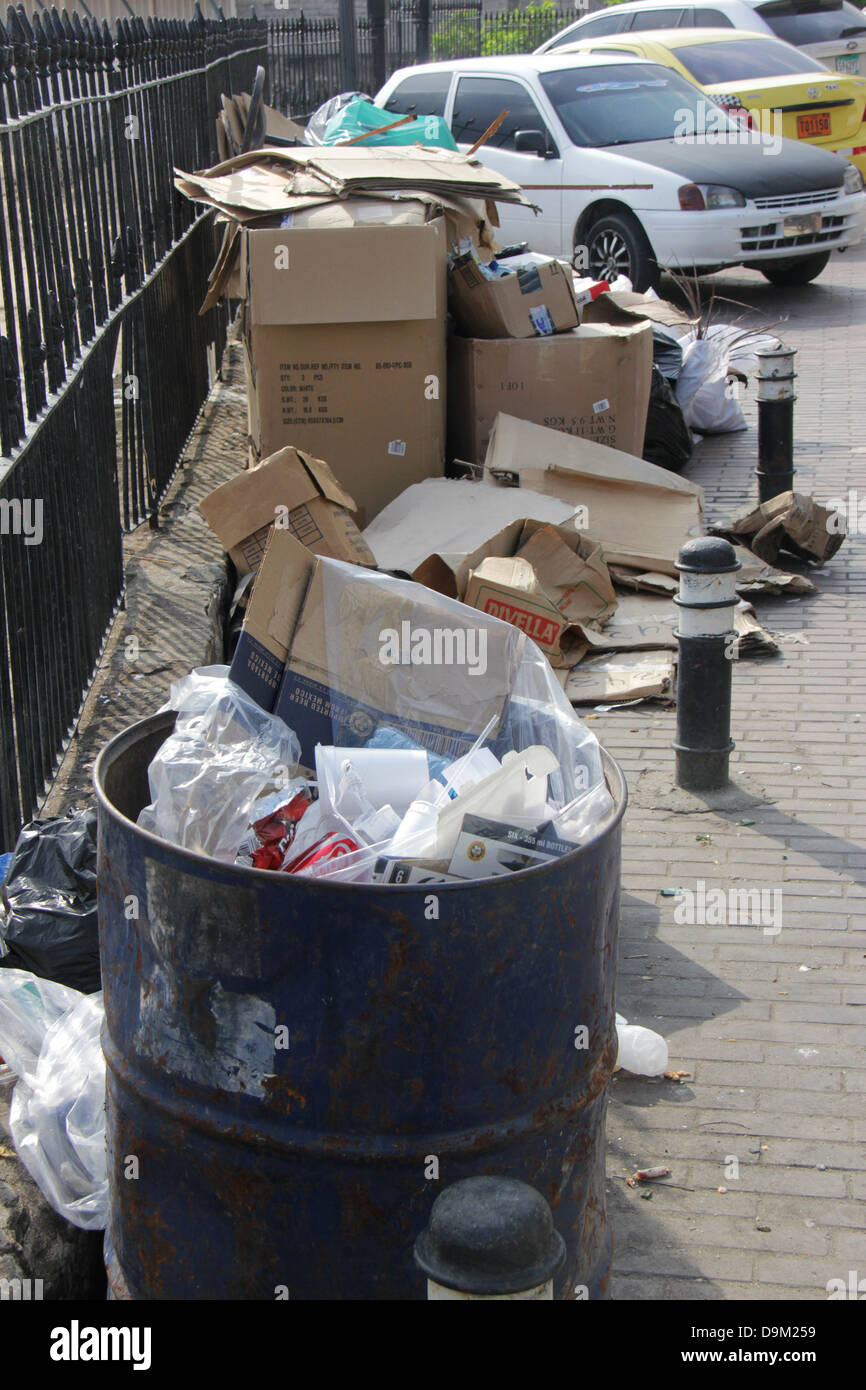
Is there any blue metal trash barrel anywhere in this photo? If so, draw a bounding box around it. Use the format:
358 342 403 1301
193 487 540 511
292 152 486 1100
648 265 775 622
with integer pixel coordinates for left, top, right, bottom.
94 711 626 1301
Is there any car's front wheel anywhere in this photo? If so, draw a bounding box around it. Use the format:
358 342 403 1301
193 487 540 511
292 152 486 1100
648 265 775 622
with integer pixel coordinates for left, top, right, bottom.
758 251 831 286
583 212 659 292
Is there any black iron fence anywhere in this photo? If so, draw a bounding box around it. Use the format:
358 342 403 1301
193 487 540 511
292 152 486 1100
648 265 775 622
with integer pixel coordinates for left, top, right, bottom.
0 6 266 846
268 4 585 117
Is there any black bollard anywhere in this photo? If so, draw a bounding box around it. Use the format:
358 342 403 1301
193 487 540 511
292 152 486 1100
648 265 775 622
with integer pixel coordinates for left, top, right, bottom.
755 345 797 503
673 537 741 792
414 1176 565 1300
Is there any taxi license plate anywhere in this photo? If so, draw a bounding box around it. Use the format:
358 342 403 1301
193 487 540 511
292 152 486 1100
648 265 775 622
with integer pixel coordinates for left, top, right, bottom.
835 55 860 74
783 213 823 237
797 111 831 138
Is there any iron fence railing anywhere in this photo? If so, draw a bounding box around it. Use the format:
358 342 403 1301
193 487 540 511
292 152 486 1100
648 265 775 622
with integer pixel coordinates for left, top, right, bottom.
268 5 585 118
0 6 266 845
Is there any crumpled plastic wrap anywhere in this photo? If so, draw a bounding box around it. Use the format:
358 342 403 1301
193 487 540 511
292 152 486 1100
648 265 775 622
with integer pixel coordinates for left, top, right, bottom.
137 666 301 863
0 969 107 1230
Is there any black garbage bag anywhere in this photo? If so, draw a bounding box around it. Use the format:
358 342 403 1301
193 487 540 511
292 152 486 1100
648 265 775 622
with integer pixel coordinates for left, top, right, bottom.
642 365 693 474
0 807 100 993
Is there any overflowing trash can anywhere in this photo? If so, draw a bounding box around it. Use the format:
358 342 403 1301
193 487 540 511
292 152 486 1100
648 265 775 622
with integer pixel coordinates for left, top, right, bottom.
94 710 625 1300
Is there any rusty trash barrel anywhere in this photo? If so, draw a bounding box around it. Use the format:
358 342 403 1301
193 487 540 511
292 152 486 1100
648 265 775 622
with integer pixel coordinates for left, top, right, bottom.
94 711 626 1300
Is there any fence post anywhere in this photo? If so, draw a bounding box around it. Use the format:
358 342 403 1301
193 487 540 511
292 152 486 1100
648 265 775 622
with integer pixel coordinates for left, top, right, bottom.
338 0 357 91
416 0 431 63
367 0 386 93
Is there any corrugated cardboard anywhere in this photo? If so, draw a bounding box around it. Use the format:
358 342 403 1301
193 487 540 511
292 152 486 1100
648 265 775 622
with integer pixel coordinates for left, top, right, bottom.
483 414 704 577
199 446 375 575
462 523 617 667
447 310 652 463
229 528 313 711
242 215 448 526
449 256 579 339
237 535 521 772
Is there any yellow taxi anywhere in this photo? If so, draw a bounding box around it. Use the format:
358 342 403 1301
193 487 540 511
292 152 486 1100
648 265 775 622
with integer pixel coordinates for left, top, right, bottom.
561 28 866 179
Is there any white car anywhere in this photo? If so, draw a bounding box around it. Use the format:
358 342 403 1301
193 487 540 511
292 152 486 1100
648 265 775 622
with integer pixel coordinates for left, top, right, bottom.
537 0 866 78
376 53 866 289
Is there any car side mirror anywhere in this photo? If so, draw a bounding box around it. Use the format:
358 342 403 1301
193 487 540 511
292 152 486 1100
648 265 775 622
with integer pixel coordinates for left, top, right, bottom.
514 129 548 155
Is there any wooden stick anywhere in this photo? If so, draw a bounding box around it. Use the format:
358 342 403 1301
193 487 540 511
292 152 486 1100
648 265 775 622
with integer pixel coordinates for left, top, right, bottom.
466 109 508 156
342 113 416 145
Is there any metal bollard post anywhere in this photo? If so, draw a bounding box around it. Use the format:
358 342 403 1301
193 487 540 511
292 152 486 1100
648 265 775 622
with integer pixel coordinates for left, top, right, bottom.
755 344 797 503
673 537 742 793
414 1176 565 1301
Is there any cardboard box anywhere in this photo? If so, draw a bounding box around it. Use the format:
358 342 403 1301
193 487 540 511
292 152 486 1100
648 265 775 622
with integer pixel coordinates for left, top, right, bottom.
229 528 314 711
241 213 448 525
482 414 704 577
232 531 524 770
199 446 375 575
447 310 652 463
449 255 579 339
460 522 617 668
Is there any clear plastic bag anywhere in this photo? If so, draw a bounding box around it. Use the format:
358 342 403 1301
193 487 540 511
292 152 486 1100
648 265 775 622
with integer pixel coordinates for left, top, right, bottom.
296 560 613 881
138 665 301 862
303 91 370 145
0 969 82 1084
0 969 107 1230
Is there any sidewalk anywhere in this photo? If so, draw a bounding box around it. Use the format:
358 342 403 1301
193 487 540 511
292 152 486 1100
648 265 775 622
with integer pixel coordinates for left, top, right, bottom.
598 243 866 1301
31 249 866 1303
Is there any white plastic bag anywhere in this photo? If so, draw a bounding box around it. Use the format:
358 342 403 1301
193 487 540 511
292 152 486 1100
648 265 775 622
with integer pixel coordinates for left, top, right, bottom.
676 336 746 433
0 969 107 1230
138 665 301 862
615 1012 669 1076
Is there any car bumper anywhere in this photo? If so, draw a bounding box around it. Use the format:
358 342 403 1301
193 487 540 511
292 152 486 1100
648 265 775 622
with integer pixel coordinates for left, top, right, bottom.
641 190 866 269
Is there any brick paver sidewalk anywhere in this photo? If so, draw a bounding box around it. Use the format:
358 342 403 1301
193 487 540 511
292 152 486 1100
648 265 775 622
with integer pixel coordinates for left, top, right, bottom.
597 244 866 1301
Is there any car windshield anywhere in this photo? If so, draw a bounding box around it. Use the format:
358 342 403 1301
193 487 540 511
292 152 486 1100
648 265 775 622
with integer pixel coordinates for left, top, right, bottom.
675 36 824 82
539 62 739 145
757 1 866 45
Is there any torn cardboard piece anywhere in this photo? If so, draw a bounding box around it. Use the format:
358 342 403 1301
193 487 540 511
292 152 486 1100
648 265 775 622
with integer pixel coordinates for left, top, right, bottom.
734 602 780 657
230 527 314 711
710 492 845 565
448 307 653 462
731 546 817 597
362 477 577 575
565 649 675 705
462 523 618 668
199 445 375 575
483 413 704 575
449 255 580 339
176 143 534 213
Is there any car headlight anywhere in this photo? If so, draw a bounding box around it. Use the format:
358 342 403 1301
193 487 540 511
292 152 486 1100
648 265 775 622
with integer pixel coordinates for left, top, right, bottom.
843 164 865 195
678 183 746 211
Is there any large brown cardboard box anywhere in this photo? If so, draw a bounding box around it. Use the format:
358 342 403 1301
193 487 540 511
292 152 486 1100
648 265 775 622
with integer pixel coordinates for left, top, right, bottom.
199 445 375 575
241 214 448 526
447 310 652 463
